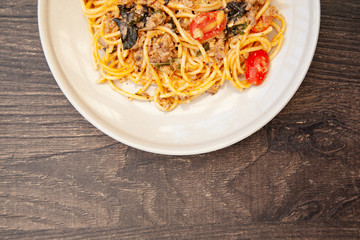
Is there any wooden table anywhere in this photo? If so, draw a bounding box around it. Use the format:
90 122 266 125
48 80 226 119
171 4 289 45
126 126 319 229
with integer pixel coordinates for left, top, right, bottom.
1 0 359 239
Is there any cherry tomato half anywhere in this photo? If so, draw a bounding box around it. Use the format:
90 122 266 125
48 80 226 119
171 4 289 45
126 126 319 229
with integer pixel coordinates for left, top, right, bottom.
245 50 270 86
190 11 227 41
251 16 274 33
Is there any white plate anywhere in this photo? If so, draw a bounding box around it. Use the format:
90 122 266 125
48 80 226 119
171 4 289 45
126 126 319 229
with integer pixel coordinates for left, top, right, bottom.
38 0 320 155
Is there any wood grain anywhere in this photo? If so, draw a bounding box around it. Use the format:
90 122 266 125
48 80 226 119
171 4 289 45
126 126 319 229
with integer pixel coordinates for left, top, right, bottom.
1 0 360 239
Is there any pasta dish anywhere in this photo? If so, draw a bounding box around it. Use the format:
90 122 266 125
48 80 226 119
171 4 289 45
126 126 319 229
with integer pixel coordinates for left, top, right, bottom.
81 0 285 111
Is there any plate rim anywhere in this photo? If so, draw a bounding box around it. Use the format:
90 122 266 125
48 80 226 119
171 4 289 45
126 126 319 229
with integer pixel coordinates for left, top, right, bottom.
37 0 321 155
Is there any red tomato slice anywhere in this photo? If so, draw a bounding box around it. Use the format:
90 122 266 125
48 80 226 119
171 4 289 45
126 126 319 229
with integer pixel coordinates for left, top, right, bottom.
251 16 274 33
245 50 270 86
190 11 227 41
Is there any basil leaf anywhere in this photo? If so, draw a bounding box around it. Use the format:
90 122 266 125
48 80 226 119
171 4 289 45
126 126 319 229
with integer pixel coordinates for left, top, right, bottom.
196 42 210 56
113 18 138 50
226 1 247 23
226 22 247 37
203 42 210 51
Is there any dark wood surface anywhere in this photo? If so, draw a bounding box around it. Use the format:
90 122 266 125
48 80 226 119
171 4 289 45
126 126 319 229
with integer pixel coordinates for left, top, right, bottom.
1 0 360 239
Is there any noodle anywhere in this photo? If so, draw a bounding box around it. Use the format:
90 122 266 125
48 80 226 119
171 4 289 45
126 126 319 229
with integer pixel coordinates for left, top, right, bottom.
81 0 286 111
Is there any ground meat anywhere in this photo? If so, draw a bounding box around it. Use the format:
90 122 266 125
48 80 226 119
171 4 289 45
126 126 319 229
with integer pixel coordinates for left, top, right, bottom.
132 31 146 49
160 66 174 76
146 12 166 28
131 32 176 72
114 0 133 5
134 0 157 5
245 4 260 26
182 0 194 7
202 0 220 3
179 18 191 31
164 23 175 30
148 33 176 63
244 0 265 9
206 81 221 95
157 97 175 110
263 6 277 18
171 0 195 7
132 32 147 72
133 49 144 72
207 34 225 64
103 12 119 35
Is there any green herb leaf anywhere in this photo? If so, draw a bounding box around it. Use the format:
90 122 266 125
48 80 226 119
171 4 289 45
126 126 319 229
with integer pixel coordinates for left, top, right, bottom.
226 22 247 37
196 42 211 56
226 2 247 23
150 61 171 67
203 42 210 51
113 18 138 50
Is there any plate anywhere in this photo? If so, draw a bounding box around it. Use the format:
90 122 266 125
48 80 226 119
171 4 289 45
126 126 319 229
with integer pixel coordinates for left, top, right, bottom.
38 0 320 155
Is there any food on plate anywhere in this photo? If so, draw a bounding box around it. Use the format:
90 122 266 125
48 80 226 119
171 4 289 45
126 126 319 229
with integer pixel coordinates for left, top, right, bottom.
81 0 286 111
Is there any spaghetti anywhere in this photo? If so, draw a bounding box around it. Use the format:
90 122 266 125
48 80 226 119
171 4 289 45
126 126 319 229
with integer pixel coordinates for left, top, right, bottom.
81 0 286 111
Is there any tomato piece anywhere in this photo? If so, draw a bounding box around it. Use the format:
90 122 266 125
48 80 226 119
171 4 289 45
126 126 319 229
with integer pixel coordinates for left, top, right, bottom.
190 11 227 41
245 50 270 86
251 16 274 33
